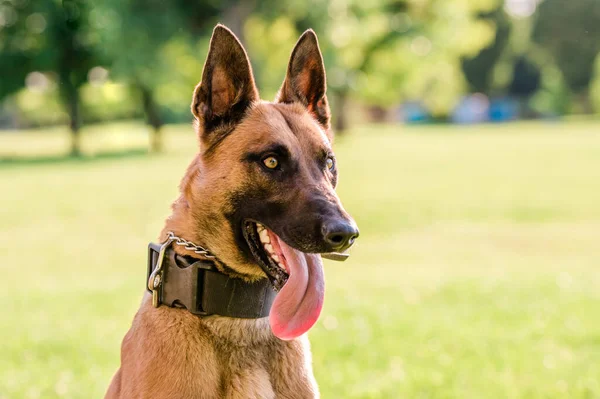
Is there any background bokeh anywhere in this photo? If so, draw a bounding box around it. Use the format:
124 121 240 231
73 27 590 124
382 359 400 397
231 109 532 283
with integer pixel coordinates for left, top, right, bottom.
1 0 599 398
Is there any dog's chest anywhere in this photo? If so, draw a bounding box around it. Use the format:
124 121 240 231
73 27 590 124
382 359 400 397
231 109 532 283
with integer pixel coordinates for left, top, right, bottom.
216 337 318 399
219 346 275 399
223 366 275 398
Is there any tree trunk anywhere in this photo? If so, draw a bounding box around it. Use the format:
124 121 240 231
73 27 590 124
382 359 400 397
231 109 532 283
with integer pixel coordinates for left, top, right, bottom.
575 89 594 114
222 0 256 44
60 76 82 157
333 89 349 135
69 89 82 157
367 105 388 123
139 85 163 153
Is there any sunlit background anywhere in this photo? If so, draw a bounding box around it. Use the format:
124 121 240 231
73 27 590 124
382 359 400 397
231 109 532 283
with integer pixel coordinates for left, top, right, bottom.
1 0 599 398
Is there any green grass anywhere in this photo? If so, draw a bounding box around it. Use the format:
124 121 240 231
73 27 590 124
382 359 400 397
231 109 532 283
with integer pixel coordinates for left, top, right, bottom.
1 120 600 398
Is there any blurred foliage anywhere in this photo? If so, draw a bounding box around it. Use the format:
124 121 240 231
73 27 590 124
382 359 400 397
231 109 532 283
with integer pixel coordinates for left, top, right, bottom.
80 83 141 123
0 0 599 144
0 0 102 154
533 0 600 112
529 64 571 117
13 82 68 127
461 6 511 94
248 0 503 121
245 16 299 100
89 0 221 150
592 57 600 113
10 81 140 127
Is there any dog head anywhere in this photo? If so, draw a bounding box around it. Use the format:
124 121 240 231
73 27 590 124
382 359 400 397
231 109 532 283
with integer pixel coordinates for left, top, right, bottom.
177 25 358 339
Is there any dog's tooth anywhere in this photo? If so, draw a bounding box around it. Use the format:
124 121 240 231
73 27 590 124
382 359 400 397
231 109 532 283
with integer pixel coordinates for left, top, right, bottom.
259 229 270 243
271 253 280 262
264 243 273 253
277 261 287 272
257 224 265 232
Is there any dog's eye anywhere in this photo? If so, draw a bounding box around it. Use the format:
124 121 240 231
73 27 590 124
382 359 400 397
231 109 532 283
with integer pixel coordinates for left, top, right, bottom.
326 157 335 172
263 156 279 169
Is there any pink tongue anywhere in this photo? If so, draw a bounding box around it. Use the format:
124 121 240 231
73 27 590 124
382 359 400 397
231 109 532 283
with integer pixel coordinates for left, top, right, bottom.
269 239 325 340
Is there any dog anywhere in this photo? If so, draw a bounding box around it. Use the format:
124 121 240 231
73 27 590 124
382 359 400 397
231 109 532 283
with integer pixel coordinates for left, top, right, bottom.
105 24 359 399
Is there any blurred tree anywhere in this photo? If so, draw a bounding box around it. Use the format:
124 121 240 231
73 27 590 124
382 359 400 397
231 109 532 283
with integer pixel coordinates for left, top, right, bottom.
220 0 256 44
247 0 440 130
533 0 600 113
95 0 224 151
344 0 499 121
326 0 412 130
461 6 511 94
52 0 99 156
508 55 540 110
0 0 36 103
0 0 100 156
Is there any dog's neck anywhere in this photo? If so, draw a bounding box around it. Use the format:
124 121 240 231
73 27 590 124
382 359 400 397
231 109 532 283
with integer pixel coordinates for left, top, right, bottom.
160 195 220 262
202 315 273 345
161 196 198 242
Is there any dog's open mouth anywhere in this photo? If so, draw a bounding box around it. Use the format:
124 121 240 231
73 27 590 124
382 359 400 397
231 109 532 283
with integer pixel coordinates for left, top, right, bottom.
243 221 325 340
244 221 290 291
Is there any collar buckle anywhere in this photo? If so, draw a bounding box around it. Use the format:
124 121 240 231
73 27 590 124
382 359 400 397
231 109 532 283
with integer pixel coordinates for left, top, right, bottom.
147 240 219 314
147 238 174 308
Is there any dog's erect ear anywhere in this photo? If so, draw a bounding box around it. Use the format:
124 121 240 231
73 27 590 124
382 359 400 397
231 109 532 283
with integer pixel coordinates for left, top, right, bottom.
277 30 331 130
191 24 259 139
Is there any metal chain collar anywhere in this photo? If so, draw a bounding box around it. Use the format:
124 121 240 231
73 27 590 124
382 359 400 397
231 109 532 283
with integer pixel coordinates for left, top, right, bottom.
166 231 217 259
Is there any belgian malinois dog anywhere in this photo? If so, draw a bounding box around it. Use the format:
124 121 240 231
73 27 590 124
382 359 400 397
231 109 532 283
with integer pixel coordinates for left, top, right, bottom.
106 24 358 398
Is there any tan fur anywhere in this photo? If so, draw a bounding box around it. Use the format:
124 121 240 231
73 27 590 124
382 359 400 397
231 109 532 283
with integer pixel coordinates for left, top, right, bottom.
106 26 343 399
107 295 318 399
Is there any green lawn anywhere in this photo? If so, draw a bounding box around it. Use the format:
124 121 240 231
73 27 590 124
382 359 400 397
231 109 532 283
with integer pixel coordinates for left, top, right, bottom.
1 120 600 398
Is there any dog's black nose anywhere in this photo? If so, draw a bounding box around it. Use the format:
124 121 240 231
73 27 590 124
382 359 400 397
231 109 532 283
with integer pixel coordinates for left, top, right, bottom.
323 220 359 252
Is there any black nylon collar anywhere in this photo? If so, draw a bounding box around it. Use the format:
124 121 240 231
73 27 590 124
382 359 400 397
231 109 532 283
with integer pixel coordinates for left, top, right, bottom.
146 242 276 318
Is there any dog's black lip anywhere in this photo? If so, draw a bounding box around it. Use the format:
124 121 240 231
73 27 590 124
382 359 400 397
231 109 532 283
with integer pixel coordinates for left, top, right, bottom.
243 220 289 291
